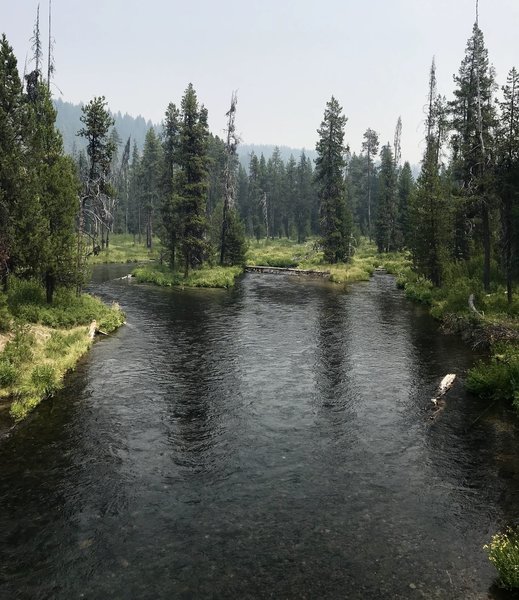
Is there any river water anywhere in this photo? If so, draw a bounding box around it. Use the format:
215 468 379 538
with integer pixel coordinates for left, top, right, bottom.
1 266 519 599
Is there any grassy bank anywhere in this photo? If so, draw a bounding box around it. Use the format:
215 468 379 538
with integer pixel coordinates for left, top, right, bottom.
246 237 411 283
88 233 160 264
132 264 243 288
392 257 519 409
0 279 125 422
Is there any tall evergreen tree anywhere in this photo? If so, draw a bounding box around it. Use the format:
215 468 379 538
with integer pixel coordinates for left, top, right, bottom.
161 102 181 266
395 161 413 249
294 152 313 242
169 83 210 277
411 59 449 286
0 35 26 289
77 96 116 253
361 128 379 240
375 144 397 253
497 67 519 302
26 77 79 302
139 128 163 249
314 96 352 263
450 23 497 290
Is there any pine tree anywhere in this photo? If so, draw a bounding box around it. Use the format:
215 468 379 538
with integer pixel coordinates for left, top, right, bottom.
450 23 497 290
161 102 180 266
361 128 379 240
411 59 449 286
375 144 397 253
139 128 163 249
25 78 79 302
314 96 352 263
294 152 313 243
171 83 210 277
497 67 519 303
0 35 26 289
77 96 116 253
395 162 413 249
247 152 265 240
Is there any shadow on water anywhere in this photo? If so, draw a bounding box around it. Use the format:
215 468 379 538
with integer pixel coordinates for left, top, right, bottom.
1 267 519 598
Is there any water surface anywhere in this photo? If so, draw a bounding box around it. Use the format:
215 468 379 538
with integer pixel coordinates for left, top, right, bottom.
2 268 519 599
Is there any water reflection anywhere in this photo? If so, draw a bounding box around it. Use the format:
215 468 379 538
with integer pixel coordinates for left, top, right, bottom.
1 268 519 599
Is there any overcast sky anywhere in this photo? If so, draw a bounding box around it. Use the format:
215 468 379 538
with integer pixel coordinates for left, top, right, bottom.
2 0 518 163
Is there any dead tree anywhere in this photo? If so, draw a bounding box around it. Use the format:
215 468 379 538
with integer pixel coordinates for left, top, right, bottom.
220 91 239 265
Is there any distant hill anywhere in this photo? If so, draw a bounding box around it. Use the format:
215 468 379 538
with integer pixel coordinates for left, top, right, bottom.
53 98 160 155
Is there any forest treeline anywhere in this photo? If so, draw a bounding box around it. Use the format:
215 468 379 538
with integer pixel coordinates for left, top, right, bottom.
0 15 518 302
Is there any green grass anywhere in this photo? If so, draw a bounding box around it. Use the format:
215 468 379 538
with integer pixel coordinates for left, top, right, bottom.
132 264 243 289
0 279 125 421
245 237 411 284
246 238 315 268
7 279 125 332
485 527 519 589
88 233 161 264
466 342 519 406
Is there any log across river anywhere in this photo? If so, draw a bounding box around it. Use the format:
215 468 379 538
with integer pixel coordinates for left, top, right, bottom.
1 265 519 599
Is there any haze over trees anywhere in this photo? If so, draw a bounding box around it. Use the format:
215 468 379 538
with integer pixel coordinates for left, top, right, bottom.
0 4 518 298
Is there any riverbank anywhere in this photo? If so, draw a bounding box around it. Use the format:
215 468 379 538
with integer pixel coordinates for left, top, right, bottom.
393 261 519 411
0 279 125 423
131 238 412 289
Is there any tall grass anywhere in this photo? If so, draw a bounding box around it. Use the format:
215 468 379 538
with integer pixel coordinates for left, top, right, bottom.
132 264 243 288
0 279 125 421
5 324 96 421
7 279 125 332
88 233 160 264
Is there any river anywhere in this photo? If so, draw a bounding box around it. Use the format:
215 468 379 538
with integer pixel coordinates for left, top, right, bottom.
1 266 519 599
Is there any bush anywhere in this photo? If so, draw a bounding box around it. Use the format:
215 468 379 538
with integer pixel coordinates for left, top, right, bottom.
0 360 19 387
467 343 519 402
485 527 519 589
404 275 434 305
3 323 34 365
0 295 11 333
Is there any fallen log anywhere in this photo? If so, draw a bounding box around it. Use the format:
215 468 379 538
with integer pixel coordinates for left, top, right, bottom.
430 374 457 420
245 265 330 278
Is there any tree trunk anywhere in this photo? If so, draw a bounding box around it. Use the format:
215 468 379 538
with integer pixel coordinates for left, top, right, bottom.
504 193 513 304
482 200 491 292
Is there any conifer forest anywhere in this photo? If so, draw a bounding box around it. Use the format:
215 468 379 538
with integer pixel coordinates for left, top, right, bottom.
2 2 519 598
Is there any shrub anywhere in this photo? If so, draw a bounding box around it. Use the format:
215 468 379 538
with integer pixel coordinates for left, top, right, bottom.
0 360 19 387
0 295 11 333
404 276 434 305
467 343 519 402
3 323 34 365
484 527 519 589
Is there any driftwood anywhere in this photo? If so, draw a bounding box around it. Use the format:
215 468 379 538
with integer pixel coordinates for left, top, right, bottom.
245 265 330 278
430 373 456 420
88 320 97 339
468 293 484 318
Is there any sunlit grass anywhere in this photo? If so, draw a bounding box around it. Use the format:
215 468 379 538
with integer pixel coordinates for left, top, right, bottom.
484 527 519 589
0 280 125 421
88 233 160 264
132 264 243 288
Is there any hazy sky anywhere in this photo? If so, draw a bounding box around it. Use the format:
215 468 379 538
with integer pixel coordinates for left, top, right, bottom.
2 0 518 163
